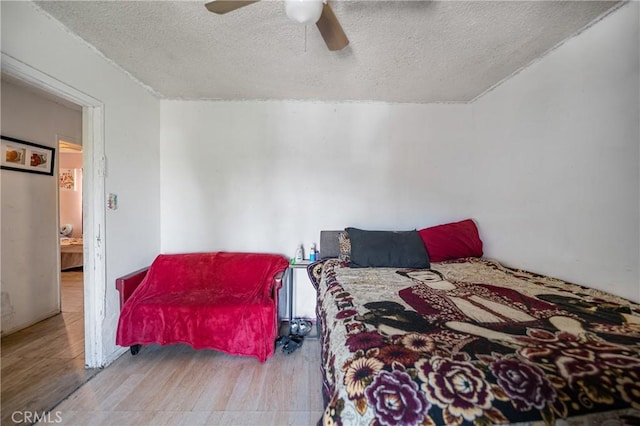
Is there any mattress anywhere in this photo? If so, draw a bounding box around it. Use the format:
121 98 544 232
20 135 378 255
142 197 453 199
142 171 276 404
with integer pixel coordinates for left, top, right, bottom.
315 257 640 425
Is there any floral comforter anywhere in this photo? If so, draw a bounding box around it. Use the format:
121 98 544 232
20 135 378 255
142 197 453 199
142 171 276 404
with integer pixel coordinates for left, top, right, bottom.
314 258 640 426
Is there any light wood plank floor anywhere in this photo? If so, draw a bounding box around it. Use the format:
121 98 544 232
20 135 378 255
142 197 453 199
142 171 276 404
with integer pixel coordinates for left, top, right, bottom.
3 270 324 425
50 338 324 425
1 270 99 426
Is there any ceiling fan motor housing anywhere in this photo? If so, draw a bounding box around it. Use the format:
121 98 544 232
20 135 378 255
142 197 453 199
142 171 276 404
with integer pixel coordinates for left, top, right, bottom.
204 0 348 51
285 0 324 25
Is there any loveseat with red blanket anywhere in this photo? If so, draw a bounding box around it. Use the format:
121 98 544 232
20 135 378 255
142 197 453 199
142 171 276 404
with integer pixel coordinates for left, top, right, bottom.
116 252 289 362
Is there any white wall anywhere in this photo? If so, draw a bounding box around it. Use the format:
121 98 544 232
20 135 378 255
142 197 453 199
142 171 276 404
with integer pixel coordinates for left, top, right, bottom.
1 80 82 335
160 101 475 317
472 1 639 302
160 3 639 307
1 2 161 363
160 100 474 256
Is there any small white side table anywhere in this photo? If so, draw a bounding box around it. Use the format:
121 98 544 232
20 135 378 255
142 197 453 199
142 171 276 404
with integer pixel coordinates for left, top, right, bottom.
284 260 318 338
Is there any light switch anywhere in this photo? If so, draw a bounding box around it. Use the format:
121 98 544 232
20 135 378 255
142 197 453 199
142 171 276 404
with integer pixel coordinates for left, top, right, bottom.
107 193 118 210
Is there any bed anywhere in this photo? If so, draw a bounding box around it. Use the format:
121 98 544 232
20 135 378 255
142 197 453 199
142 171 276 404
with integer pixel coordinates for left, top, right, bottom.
60 237 83 270
312 225 640 426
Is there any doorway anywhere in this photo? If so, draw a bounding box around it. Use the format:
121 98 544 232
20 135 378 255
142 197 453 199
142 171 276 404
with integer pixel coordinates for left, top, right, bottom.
2 52 106 368
0 70 100 425
59 138 84 318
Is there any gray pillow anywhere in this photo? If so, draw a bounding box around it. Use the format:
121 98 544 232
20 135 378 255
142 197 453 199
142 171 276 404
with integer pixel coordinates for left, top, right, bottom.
345 227 430 268
320 230 342 259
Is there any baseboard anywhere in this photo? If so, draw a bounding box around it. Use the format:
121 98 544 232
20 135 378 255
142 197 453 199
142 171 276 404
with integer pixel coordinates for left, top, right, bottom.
1 308 61 337
100 346 129 368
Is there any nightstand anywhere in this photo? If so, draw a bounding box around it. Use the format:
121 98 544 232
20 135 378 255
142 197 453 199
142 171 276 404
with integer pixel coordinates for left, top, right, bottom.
284 260 318 338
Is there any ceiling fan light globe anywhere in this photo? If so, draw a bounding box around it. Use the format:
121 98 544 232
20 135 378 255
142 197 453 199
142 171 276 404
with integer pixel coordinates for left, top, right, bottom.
285 0 324 25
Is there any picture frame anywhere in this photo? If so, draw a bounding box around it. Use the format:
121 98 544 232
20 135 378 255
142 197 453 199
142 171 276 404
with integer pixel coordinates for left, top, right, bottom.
59 168 77 191
1 135 55 176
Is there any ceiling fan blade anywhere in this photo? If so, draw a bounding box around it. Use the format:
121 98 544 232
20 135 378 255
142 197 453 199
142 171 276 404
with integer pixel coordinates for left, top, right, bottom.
205 0 260 14
316 3 349 51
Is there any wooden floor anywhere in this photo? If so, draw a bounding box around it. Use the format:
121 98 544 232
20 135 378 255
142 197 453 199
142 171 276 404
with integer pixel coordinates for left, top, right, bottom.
3 271 324 425
52 339 324 425
1 270 99 426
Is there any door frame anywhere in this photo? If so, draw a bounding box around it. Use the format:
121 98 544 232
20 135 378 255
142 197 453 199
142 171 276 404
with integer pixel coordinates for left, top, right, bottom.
2 53 107 368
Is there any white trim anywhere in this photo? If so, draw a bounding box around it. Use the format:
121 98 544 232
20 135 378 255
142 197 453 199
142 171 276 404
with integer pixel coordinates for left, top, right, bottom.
105 346 128 367
55 140 62 316
2 53 107 368
83 106 106 368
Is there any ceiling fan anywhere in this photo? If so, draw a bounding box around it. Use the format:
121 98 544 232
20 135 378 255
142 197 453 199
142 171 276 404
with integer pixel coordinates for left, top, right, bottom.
204 0 349 51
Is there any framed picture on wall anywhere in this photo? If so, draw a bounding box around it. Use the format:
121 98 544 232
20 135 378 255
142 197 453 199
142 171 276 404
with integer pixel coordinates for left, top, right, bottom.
59 168 77 191
1 135 55 176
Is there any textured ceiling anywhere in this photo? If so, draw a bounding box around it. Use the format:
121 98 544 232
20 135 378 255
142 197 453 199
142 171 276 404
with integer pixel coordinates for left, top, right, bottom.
34 0 621 103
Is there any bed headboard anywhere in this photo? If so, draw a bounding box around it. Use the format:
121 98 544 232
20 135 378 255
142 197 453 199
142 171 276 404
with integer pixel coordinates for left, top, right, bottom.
320 230 342 259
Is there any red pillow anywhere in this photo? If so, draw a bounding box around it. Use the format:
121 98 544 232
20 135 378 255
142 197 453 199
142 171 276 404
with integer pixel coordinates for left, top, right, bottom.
418 219 483 262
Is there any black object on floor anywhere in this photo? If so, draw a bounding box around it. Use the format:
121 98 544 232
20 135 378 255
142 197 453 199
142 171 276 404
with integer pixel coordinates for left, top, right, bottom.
275 334 304 354
282 335 304 354
275 335 288 347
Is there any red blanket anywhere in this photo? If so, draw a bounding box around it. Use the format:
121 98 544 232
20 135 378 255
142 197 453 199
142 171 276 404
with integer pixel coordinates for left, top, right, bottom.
116 252 289 362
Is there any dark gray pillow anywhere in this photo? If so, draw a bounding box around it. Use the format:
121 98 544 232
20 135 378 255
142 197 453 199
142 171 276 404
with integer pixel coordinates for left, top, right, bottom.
320 230 342 259
345 227 430 268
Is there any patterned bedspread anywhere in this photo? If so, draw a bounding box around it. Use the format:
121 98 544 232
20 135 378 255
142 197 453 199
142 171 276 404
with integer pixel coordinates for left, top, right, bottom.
315 258 640 426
